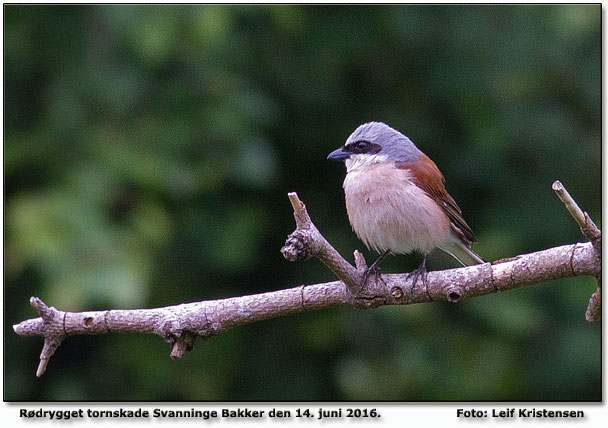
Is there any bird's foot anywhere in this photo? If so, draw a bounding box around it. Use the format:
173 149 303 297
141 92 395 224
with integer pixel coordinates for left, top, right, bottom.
362 264 382 286
407 264 427 289
361 250 390 287
408 254 428 289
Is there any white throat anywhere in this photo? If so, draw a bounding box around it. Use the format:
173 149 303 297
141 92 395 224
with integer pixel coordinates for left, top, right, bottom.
345 153 390 173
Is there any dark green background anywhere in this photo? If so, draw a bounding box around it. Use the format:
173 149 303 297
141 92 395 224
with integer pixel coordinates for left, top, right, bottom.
4 5 601 401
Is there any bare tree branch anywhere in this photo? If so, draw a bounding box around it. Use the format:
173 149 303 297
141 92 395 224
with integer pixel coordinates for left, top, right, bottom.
13 182 601 376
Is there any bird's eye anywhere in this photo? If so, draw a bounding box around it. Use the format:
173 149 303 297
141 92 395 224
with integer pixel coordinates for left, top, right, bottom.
355 141 369 152
348 140 371 154
344 140 381 155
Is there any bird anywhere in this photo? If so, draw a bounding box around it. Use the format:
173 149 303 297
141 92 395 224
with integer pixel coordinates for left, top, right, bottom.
327 121 483 285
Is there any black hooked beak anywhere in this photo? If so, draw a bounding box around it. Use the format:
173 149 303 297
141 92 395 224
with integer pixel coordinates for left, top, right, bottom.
327 146 350 161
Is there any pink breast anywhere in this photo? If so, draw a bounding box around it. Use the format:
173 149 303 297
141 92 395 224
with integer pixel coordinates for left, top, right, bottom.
343 163 450 254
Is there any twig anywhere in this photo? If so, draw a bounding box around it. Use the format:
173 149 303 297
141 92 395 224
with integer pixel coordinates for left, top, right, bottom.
30 298 65 377
552 181 587 229
552 180 601 322
282 192 363 293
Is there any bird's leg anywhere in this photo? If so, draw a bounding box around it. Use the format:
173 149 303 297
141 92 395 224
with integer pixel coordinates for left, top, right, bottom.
363 250 390 286
408 252 428 288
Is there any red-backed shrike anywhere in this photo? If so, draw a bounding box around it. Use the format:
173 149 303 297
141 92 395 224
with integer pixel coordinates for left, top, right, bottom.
328 121 483 283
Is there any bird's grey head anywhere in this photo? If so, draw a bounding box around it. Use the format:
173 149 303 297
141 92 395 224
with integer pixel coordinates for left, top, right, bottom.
327 122 422 172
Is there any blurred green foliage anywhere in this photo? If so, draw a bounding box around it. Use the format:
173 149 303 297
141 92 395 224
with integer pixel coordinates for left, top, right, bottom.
4 4 600 401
